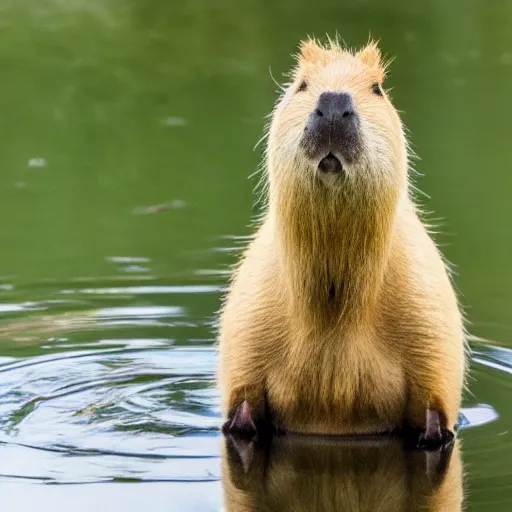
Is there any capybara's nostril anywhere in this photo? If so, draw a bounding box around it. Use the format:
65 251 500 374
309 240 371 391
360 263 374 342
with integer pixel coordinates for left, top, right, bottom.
315 108 324 117
342 110 354 118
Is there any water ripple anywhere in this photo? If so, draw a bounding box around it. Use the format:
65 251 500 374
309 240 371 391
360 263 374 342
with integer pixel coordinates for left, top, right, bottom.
60 285 223 295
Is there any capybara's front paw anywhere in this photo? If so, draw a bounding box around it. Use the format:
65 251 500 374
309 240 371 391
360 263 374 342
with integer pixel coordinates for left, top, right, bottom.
416 409 454 450
222 400 257 438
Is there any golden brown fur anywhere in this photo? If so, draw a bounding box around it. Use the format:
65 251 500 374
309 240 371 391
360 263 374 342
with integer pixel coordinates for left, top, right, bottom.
221 437 464 512
218 38 467 435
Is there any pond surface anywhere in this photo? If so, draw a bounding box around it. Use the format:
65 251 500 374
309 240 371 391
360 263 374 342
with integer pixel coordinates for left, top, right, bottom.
0 0 511 510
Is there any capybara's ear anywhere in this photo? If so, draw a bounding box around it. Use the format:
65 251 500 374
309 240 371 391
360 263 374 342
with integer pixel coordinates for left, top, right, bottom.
299 39 330 65
356 40 382 68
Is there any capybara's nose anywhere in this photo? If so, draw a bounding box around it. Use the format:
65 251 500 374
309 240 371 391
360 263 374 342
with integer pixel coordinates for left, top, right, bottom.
304 91 360 163
314 92 355 121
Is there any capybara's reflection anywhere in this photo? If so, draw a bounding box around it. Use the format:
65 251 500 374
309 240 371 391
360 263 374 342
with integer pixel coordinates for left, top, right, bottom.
222 435 463 512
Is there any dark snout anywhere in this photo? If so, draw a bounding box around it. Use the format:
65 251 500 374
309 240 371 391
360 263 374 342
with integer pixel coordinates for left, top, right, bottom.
315 92 355 122
301 92 361 173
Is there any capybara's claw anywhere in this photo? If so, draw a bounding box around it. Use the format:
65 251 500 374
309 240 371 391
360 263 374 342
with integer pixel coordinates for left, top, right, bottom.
417 409 454 450
222 400 257 438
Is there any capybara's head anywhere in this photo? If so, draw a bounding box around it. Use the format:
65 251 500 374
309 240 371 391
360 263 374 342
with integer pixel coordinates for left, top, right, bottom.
267 38 408 195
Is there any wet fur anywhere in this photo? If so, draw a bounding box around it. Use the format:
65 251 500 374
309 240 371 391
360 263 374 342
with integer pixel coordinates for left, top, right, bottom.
218 38 467 436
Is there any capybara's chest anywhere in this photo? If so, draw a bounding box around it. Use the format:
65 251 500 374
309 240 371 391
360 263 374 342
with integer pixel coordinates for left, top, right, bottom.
266 337 407 435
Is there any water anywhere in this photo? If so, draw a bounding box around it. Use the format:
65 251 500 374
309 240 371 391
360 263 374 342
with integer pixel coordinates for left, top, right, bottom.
0 0 511 510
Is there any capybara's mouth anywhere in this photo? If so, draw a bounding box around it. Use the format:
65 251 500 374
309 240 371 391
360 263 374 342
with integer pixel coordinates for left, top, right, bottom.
318 153 343 173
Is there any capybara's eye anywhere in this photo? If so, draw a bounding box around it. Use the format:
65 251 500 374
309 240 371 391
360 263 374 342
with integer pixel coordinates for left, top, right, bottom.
297 80 308 92
372 83 383 96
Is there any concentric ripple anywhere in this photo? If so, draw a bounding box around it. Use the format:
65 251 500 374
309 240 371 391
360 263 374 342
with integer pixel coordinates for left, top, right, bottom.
0 277 223 485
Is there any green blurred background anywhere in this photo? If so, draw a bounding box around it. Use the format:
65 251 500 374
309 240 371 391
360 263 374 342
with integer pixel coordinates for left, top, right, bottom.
1 0 511 343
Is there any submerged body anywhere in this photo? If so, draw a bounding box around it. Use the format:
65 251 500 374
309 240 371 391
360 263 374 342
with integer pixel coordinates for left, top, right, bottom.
218 38 466 441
